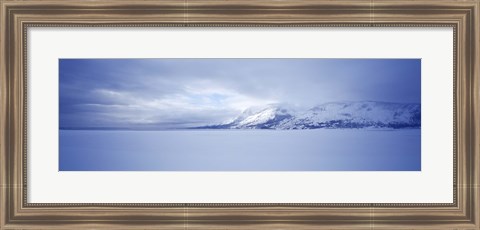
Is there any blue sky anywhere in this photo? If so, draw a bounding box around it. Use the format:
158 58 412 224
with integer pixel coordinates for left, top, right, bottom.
59 59 421 129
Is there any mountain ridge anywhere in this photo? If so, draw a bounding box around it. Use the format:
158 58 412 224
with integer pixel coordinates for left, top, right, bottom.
201 101 421 130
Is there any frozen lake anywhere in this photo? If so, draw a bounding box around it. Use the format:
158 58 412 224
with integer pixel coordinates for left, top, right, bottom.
59 129 421 171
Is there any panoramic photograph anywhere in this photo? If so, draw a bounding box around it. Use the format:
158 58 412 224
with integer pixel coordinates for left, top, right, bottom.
59 58 421 171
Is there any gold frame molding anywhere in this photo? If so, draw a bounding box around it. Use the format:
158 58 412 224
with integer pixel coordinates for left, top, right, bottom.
1 0 479 229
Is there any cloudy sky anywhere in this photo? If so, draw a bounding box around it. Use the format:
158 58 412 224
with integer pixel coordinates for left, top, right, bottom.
59 58 421 129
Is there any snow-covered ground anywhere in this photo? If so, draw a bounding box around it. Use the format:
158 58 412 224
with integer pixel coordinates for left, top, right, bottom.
60 129 420 171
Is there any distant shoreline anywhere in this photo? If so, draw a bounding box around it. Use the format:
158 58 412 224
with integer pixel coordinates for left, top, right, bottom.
60 127 421 131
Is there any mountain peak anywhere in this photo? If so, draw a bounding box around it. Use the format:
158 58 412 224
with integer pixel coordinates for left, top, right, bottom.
229 104 294 129
201 101 420 130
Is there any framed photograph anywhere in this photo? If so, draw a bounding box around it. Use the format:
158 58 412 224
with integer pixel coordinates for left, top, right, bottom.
59 58 421 171
1 0 478 229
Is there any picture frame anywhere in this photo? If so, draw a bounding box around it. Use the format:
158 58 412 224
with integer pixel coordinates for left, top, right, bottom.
1 0 478 229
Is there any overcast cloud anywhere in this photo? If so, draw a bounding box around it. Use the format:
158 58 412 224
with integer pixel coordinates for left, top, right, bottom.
59 58 421 129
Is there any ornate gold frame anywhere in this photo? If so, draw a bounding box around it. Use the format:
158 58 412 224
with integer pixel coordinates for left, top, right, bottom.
1 0 479 229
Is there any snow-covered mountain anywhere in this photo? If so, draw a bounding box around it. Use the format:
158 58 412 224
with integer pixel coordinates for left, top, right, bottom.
202 101 420 130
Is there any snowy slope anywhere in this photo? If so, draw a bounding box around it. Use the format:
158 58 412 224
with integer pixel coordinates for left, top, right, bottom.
230 105 293 129
202 101 420 130
279 101 420 129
